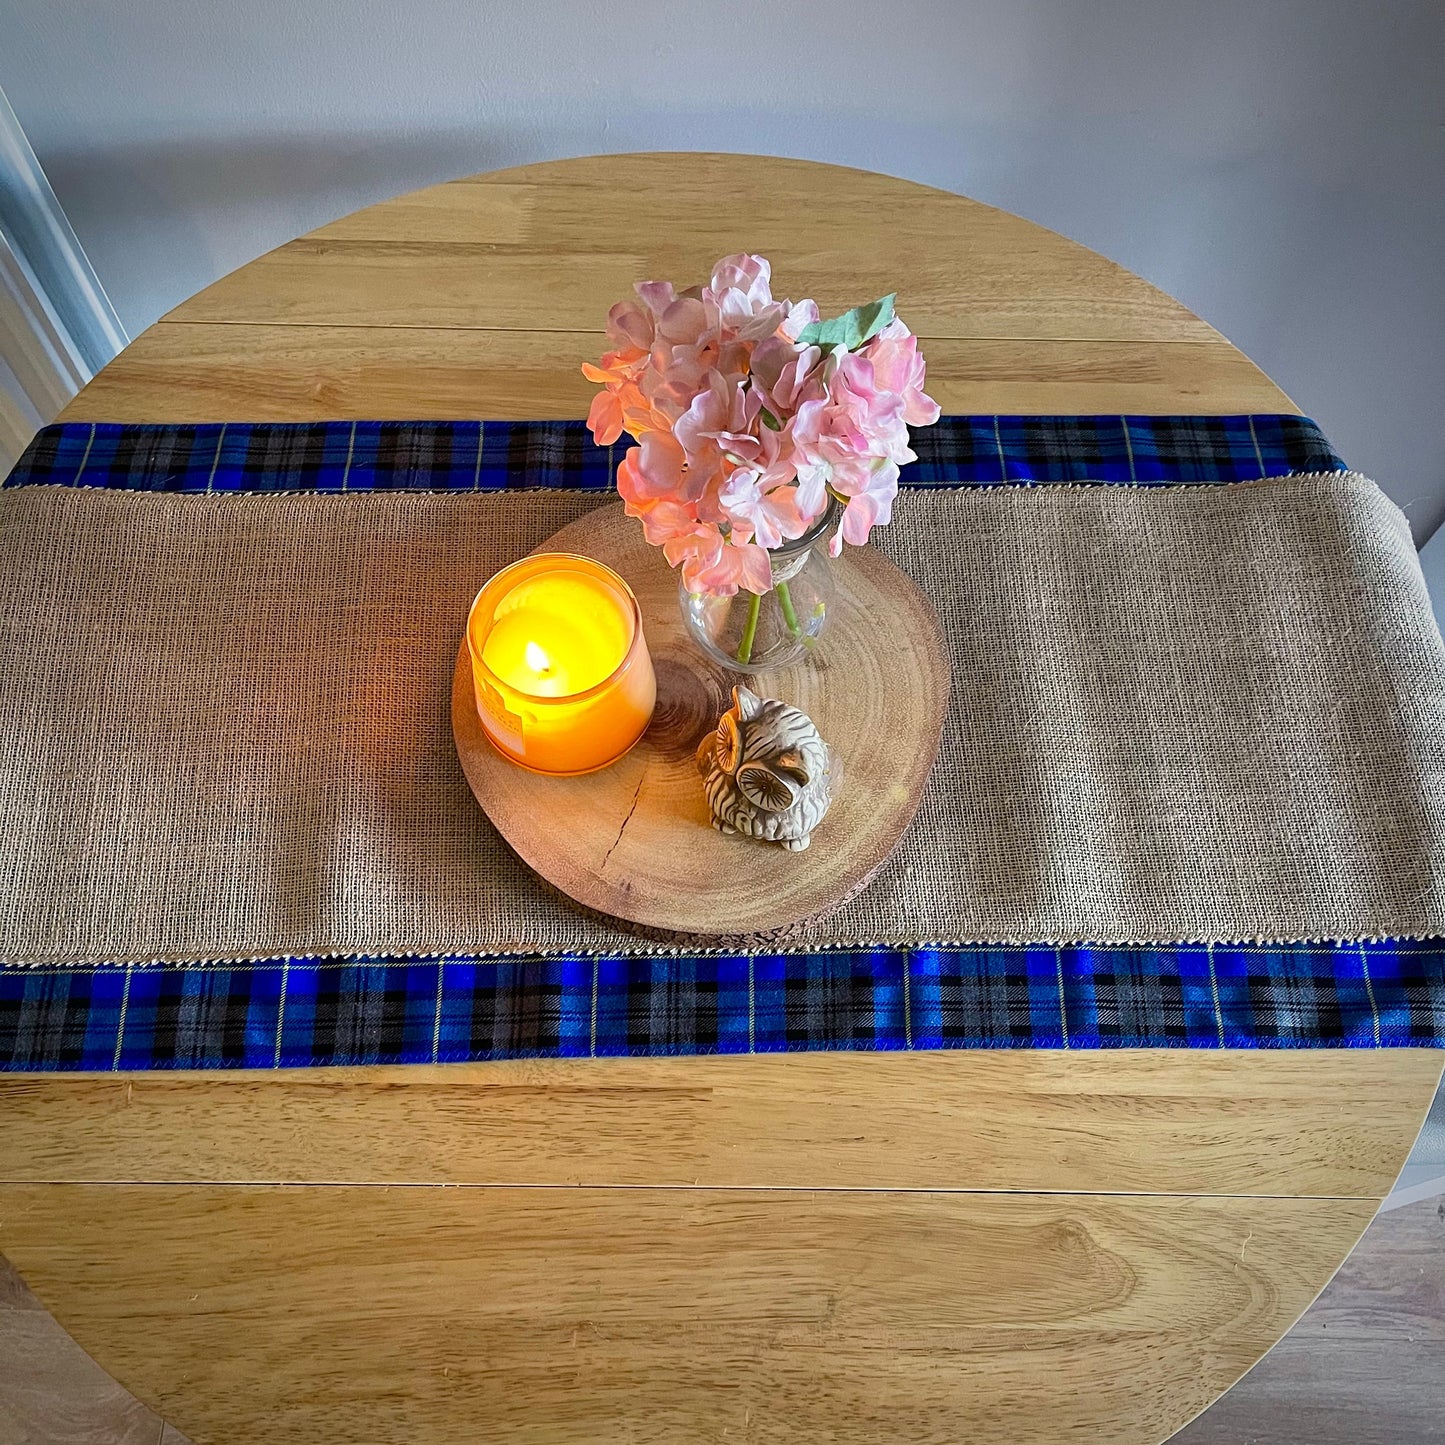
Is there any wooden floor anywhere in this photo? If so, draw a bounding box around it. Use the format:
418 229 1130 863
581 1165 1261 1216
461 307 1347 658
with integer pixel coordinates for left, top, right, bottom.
1172 1196 1445 1445
2 1195 1440 1445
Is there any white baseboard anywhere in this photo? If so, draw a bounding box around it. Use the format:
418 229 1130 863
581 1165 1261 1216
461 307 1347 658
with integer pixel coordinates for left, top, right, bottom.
0 350 41 467
0 81 126 472
0 232 75 471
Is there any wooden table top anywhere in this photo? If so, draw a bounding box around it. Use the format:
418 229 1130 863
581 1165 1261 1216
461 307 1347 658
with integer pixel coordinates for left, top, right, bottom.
2 153 1440 1445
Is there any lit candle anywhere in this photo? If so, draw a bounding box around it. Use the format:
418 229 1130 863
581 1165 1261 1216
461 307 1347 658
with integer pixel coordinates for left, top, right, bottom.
466 554 656 775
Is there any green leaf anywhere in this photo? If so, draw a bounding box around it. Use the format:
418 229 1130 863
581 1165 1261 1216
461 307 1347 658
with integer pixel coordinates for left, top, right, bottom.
758 405 783 431
795 293 896 351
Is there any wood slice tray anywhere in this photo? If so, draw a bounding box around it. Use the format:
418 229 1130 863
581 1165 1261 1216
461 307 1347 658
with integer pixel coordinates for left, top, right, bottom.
452 501 948 946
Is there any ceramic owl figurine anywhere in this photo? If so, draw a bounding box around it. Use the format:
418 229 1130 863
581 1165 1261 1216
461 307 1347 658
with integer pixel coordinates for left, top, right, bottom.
696 686 839 850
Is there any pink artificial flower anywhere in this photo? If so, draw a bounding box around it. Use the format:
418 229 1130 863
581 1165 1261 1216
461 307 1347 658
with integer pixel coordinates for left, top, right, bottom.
583 255 942 594
709 254 771 308
788 398 837 518
605 299 655 350
788 350 915 553
829 350 912 463
640 359 706 428
586 389 625 447
616 432 709 542
639 295 738 426
664 522 771 596
631 497 697 548
829 459 900 556
780 298 820 341
583 342 663 441
685 535 774 596
663 521 724 589
863 318 941 426
616 430 693 504
656 296 709 345
580 344 644 386
675 369 762 473
704 254 789 342
718 468 807 550
716 428 805 549
634 280 678 319
750 335 826 421
790 369 909 504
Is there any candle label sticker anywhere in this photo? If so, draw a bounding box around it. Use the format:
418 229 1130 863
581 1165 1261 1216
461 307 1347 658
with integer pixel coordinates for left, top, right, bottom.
476 678 527 756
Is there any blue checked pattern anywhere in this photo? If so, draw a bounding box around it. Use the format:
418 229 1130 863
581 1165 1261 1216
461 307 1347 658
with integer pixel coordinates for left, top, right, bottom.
3 419 617 494
5 414 1345 494
3 942 1442 1071
4 410 1436 1072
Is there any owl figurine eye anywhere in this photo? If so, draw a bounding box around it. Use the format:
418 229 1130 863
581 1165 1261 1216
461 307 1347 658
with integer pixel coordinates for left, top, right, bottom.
737 763 796 812
715 712 740 774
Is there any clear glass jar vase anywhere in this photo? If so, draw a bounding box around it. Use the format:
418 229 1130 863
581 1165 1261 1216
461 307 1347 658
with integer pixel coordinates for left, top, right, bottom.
680 502 838 672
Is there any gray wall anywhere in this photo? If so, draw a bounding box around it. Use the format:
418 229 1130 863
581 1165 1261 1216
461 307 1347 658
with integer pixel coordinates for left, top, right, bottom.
4 0 1442 535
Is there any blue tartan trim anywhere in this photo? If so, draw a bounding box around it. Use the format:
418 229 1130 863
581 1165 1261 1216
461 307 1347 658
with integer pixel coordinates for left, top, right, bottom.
3 415 1345 493
2 941 1441 1070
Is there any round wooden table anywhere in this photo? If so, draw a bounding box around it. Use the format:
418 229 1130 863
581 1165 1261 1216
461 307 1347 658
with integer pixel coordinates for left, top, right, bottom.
2 154 1439 1445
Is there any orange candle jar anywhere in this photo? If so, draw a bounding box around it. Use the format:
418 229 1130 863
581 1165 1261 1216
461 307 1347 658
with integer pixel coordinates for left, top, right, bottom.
466 554 656 776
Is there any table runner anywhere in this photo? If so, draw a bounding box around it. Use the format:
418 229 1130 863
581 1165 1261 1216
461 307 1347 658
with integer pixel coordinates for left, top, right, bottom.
3 415 1443 1069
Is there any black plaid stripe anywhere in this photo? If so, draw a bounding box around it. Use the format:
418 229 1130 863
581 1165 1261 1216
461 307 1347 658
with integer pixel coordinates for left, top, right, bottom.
1248 967 1346 1043
308 967 415 1063
0 976 101 1068
250 424 329 486
776 962 887 1044
936 957 1038 1041
1397 946 1445 1041
907 418 992 477
504 422 591 484
460 961 565 1056
626 966 721 1050
1144 416 1251 470
370 422 454 489
1091 953 1189 1041
145 972 261 1066
1022 416 1113 468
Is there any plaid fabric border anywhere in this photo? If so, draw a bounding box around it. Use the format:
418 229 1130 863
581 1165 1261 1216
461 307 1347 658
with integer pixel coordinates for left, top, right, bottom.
4 414 1345 493
3 941 1442 1070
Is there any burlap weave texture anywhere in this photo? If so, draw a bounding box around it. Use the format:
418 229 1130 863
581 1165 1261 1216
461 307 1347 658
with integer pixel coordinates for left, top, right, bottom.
2 474 1442 965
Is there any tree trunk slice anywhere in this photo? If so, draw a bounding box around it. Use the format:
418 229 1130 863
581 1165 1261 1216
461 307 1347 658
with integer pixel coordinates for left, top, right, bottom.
451 501 948 946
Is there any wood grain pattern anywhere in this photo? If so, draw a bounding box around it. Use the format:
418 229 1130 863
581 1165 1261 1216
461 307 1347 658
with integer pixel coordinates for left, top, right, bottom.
8 1194 1441 1445
0 1052 1438 1197
162 155 1227 342
58 328 1295 423
9 153 1437 1445
0 1185 1377 1445
454 503 948 943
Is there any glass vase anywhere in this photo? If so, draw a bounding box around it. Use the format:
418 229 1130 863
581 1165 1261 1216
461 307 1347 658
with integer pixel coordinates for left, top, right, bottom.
679 502 838 672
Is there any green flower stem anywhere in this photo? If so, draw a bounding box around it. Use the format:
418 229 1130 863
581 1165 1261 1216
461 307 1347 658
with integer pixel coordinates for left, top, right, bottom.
736 591 761 665
775 580 801 637
802 600 825 649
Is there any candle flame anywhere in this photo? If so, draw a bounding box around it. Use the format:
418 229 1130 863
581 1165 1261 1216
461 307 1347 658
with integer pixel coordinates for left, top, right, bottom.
524 640 552 675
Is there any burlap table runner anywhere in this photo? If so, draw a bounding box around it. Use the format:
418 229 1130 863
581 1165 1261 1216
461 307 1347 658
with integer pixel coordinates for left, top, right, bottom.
3 473 1444 967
